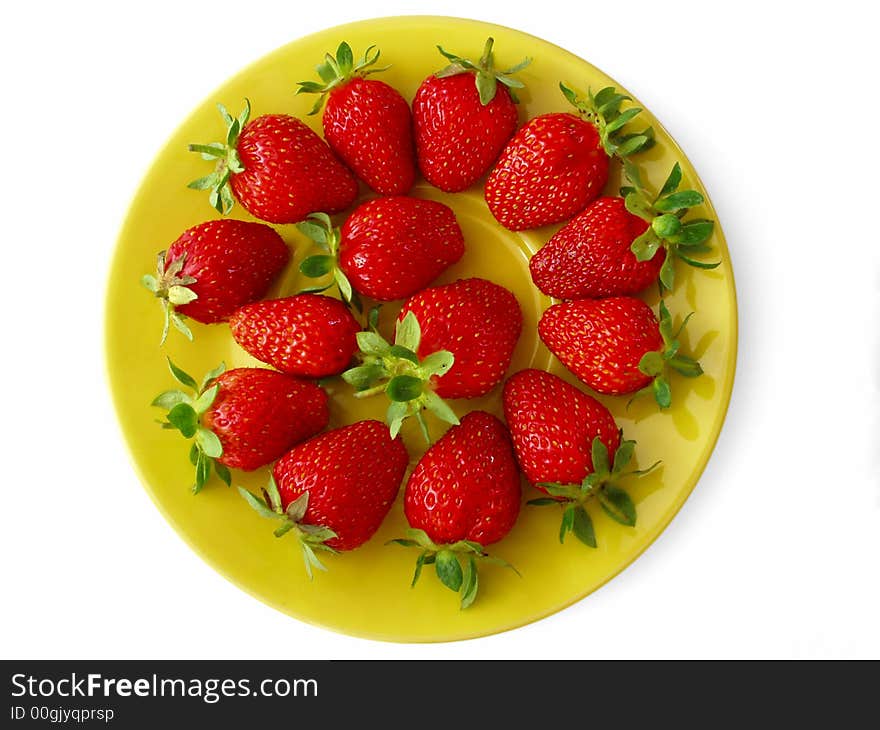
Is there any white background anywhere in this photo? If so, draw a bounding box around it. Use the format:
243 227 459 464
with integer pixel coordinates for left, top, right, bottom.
1 0 878 659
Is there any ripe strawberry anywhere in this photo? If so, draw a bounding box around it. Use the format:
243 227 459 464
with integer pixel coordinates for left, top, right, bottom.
412 38 530 192
529 196 664 299
153 359 328 493
187 100 357 223
485 83 654 230
229 294 361 378
391 411 521 608
297 43 415 195
342 278 522 441
399 278 522 399
538 297 703 408
616 161 720 292
296 198 465 305
141 219 290 343
502 368 657 549
502 369 620 488
239 420 409 577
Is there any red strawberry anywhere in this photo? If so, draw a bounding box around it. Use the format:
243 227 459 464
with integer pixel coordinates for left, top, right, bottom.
296 198 465 304
538 297 703 408
141 219 290 343
502 369 620 488
485 83 654 231
529 196 664 299
399 278 522 399
502 368 657 549
188 100 358 223
342 278 522 441
229 294 361 378
297 43 415 195
393 411 521 608
239 420 409 576
413 38 530 192
153 359 328 493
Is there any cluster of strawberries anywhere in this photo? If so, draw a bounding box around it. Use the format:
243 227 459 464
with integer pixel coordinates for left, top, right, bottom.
142 38 718 607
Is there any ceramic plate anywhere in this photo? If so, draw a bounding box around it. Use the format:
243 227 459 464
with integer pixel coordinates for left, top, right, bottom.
106 16 736 642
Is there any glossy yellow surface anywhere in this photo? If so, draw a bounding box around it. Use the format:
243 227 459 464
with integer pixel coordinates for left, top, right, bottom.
105 16 737 642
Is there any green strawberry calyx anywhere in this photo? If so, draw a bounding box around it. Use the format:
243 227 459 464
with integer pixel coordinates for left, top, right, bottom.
238 478 338 581
295 212 361 312
633 301 703 409
529 435 660 549
296 42 391 116
140 250 198 345
388 528 519 610
559 83 655 159
435 37 532 105
342 311 459 443
623 161 721 291
152 358 230 494
186 99 251 215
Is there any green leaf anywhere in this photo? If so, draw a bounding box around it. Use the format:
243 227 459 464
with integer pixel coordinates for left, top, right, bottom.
423 390 460 426
395 311 421 352
187 174 219 191
336 41 353 72
341 363 385 390
638 350 665 377
387 401 409 439
475 72 497 105
623 159 643 189
615 134 649 156
415 411 431 444
169 312 194 341
368 305 381 332
670 219 714 246
676 251 722 270
419 350 454 378
559 505 575 543
387 375 424 402
658 300 674 341
527 497 560 506
411 551 428 587
558 82 579 107
299 255 335 278
285 492 310 522
599 485 637 527
669 355 703 378
356 331 391 356
653 376 672 409
389 345 420 364
214 462 231 487
265 475 283 512
571 506 597 548
196 427 222 458
435 551 463 592
167 403 198 438
332 268 353 304
655 190 704 213
200 361 226 392
297 220 329 245
591 437 610 475
658 163 682 197
624 190 654 221
388 538 420 548
659 254 676 291
605 107 642 134
298 283 333 295
166 358 197 390
612 440 635 472
194 452 211 494
652 214 682 239
460 556 479 609
631 229 661 262
406 528 434 548
192 384 219 415
189 443 199 466
151 390 189 409
238 488 277 519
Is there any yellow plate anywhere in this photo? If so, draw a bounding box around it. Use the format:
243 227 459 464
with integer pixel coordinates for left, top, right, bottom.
106 16 736 642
